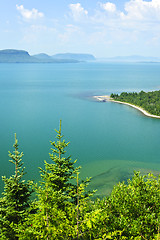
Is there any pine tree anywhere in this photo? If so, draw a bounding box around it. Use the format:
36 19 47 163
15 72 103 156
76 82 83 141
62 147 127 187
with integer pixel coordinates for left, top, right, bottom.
0 134 33 240
39 120 80 210
25 121 79 239
27 121 94 239
19 121 95 239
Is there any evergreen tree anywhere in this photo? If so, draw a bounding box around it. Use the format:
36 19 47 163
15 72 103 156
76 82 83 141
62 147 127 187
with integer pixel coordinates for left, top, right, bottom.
26 121 93 240
25 121 79 239
0 134 33 240
39 120 81 209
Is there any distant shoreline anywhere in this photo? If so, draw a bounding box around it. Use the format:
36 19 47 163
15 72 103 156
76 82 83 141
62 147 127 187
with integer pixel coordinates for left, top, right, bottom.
93 95 160 119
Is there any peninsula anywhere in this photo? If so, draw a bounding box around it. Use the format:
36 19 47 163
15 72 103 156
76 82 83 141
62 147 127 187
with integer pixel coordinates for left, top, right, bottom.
0 49 96 63
93 90 160 119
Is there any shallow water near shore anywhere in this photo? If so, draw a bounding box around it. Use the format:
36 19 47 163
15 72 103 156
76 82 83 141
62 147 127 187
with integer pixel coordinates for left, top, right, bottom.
81 159 160 197
0 62 160 195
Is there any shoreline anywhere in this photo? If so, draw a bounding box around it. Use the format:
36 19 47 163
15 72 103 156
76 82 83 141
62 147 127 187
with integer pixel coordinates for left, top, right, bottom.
93 95 160 119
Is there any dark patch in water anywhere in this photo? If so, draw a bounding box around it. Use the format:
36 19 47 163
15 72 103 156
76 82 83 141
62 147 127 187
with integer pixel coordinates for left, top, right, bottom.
118 171 133 184
91 166 118 180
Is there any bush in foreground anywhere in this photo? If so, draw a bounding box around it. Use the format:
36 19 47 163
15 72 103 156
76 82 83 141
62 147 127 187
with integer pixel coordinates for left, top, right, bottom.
0 122 160 239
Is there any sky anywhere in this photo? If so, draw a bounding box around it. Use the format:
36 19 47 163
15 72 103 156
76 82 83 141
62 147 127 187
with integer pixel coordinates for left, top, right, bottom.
0 0 160 57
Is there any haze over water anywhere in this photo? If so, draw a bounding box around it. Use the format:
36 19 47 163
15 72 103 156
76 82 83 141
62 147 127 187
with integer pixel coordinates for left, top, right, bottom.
0 62 160 197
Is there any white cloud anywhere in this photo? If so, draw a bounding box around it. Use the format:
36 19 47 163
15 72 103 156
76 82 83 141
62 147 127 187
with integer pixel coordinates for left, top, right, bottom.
101 2 116 13
58 24 81 43
68 0 160 55
21 24 57 46
16 1 160 56
89 0 160 33
94 0 160 25
16 5 44 20
122 0 160 21
69 3 88 21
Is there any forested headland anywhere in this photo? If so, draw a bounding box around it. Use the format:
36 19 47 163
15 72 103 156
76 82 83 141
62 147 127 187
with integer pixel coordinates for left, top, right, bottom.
0 121 160 239
110 90 160 116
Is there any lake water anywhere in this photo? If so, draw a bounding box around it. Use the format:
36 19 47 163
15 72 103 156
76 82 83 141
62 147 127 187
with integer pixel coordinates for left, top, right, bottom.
0 62 160 197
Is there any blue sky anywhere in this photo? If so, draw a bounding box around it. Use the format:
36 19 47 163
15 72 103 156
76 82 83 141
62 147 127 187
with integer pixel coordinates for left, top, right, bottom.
0 0 160 57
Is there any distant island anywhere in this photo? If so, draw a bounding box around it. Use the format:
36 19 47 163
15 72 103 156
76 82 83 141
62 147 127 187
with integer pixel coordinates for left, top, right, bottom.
97 55 160 62
94 90 160 118
1 50 159 63
52 53 96 61
0 49 96 63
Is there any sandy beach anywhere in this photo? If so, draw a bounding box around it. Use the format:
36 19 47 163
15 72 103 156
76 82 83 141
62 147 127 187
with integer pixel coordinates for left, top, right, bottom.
93 95 160 119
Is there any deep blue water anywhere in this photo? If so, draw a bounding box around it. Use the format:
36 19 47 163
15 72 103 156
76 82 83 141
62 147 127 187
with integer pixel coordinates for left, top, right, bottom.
0 62 160 196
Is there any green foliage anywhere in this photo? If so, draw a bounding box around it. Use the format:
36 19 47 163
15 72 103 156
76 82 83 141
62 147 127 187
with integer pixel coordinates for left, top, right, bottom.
25 121 94 240
110 90 160 116
106 172 160 239
78 172 160 239
39 120 80 209
0 124 160 239
0 134 33 240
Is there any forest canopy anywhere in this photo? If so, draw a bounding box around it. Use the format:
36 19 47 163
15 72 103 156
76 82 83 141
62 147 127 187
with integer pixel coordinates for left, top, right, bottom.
110 90 160 116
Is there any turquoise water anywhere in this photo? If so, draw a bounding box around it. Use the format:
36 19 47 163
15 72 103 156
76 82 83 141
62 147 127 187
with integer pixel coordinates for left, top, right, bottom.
0 62 160 197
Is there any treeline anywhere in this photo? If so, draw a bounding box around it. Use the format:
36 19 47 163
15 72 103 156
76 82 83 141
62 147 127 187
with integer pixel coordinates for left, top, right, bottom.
0 122 160 239
110 90 160 116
